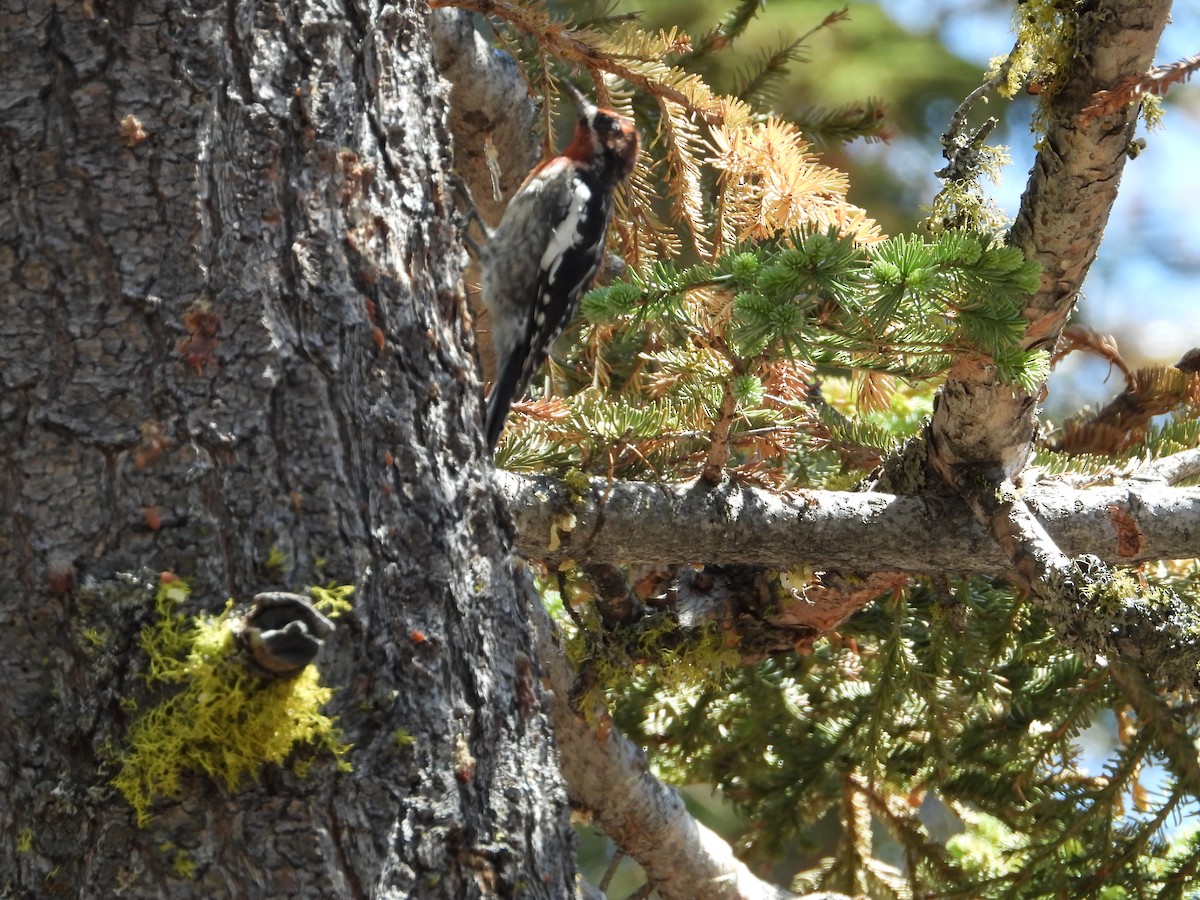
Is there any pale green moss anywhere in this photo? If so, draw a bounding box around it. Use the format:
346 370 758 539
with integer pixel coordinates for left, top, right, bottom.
559 602 740 722
644 619 741 697
113 578 353 826
561 469 591 505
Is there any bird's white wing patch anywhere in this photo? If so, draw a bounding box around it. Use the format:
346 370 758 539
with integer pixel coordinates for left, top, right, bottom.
538 179 592 284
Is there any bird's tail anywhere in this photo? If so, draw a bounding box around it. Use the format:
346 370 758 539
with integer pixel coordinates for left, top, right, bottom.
484 352 526 453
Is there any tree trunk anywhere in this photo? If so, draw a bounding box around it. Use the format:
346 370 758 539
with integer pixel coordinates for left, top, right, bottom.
0 1 576 896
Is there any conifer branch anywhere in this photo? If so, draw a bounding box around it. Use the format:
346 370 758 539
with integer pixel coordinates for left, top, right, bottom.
497 471 1200 575
928 0 1173 480
689 0 767 62
503 470 1200 690
1108 664 1200 797
1051 360 1200 456
529 596 837 900
948 472 1200 692
734 9 850 107
1052 324 1133 383
1080 52 1200 125
1133 446 1200 486
792 99 890 147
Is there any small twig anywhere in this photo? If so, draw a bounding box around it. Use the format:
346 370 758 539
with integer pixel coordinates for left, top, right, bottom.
700 380 739 483
937 43 1017 181
942 46 1015 146
599 850 628 892
557 569 588 632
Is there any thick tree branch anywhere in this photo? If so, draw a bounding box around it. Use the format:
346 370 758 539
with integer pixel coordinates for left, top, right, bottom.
920 0 1186 697
505 472 1200 687
498 471 1200 573
1009 0 1173 337
530 597 846 900
929 0 1173 478
430 8 539 224
950 474 1200 692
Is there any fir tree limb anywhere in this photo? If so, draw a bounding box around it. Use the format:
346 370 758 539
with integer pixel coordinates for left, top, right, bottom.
928 0 1173 481
1052 363 1200 456
1080 52 1200 125
946 470 1200 693
1108 663 1200 796
735 9 850 107
502 470 1200 689
1001 722 1155 898
851 773 963 886
529 588 838 900
688 0 767 62
498 471 1200 575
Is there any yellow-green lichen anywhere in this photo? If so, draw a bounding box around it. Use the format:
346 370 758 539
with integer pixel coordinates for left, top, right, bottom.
113 577 353 826
263 545 288 577
993 0 1080 102
559 602 740 722
561 469 591 505
16 827 33 853
923 177 1011 236
642 619 741 696
1140 95 1164 131
159 842 196 879
310 583 354 617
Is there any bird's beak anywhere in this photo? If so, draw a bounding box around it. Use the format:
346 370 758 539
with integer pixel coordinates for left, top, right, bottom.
560 81 598 119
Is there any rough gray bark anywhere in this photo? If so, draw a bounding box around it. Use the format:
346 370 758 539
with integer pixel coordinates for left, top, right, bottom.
499 471 1200 574
0 1 576 897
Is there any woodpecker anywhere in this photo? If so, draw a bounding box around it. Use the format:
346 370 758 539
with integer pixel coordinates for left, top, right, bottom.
480 83 640 452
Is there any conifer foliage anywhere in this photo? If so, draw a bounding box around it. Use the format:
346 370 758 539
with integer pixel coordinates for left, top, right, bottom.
438 0 1200 896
